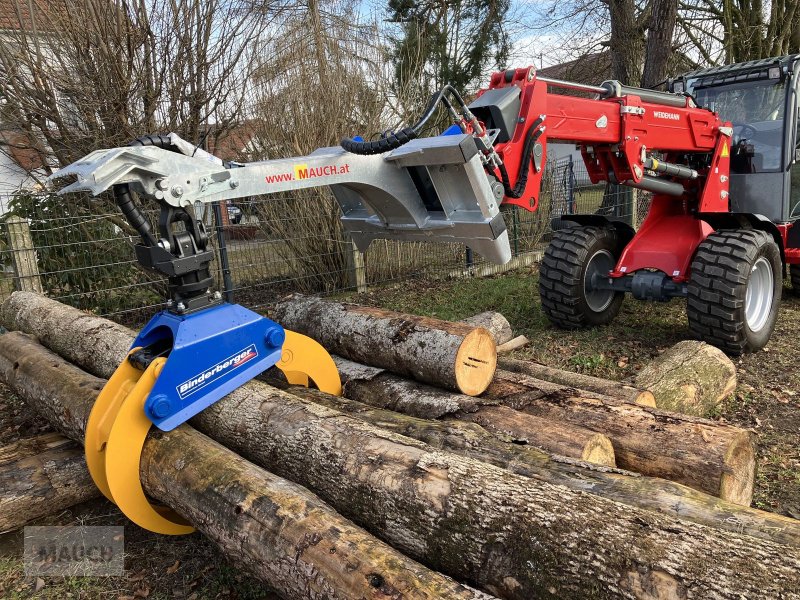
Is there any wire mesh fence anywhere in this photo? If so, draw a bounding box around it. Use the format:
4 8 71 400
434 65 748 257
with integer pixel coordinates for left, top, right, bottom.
0 155 649 326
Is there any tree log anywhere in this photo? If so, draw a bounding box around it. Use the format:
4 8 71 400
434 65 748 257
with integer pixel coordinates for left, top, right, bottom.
272 294 496 395
635 341 738 417
335 359 751 502
0 332 490 600
3 319 800 598
330 358 616 466
460 312 513 345
0 433 99 533
276 381 800 549
0 292 759 504
498 356 656 406
486 369 756 505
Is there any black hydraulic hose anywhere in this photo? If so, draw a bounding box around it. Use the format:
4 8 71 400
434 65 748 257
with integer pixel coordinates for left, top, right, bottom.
112 134 178 247
341 84 469 155
497 116 545 199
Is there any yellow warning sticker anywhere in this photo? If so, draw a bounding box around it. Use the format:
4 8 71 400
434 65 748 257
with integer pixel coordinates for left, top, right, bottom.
721 142 729 158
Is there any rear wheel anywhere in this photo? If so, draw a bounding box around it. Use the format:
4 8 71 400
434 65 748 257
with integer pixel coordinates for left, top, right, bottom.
687 229 781 354
539 226 624 328
790 264 800 297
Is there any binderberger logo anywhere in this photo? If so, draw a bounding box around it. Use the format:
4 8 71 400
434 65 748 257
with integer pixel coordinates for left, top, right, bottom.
177 345 258 400
265 163 350 184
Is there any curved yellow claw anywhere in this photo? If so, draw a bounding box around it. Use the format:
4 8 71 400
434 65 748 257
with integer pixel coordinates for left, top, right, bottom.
86 350 193 535
277 330 342 395
86 329 340 535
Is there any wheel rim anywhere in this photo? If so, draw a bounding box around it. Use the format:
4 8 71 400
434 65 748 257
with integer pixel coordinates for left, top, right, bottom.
745 256 774 333
584 249 616 313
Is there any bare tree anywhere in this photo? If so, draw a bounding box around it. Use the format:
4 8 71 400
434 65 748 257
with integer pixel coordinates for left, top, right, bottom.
248 0 388 292
0 0 270 178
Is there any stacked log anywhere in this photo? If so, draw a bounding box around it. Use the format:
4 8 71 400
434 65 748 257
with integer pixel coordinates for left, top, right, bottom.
3 292 800 599
485 368 755 504
0 433 99 532
0 332 490 600
3 330 800 599
271 295 497 396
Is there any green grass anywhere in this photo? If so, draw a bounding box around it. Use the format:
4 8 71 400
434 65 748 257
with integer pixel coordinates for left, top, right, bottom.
348 266 690 379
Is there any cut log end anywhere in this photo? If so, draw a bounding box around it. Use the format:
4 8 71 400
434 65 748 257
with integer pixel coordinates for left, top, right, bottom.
454 328 497 396
634 390 657 408
719 432 756 506
581 434 616 467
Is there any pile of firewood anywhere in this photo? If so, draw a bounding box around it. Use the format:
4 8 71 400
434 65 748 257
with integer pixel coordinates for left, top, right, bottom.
1 291 799 599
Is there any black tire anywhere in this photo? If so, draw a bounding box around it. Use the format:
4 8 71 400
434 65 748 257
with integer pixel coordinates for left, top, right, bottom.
539 226 624 329
687 229 781 355
790 264 800 297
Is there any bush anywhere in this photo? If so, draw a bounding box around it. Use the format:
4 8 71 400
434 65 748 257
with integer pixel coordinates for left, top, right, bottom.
8 192 163 314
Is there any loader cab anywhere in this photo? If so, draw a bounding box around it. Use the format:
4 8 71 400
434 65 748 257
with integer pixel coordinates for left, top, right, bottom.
671 55 800 226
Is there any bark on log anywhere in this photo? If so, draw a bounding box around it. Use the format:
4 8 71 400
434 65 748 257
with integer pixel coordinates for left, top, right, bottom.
272 294 496 395
0 433 99 532
487 369 756 505
0 333 490 600
0 292 758 505
498 356 656 406
335 359 751 501
3 311 800 597
276 381 800 549
460 312 513 345
331 358 616 466
635 341 738 417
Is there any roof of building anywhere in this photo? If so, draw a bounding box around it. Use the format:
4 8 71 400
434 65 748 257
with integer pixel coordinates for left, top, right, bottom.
538 51 612 86
0 0 63 31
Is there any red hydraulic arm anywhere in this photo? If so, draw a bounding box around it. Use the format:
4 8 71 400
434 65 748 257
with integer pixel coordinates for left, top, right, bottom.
472 67 734 282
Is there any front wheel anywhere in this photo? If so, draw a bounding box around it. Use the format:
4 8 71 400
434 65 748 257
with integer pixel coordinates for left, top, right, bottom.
687 229 781 354
539 226 624 329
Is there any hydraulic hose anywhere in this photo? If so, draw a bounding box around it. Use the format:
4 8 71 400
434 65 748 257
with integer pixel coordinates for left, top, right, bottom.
341 84 469 155
113 134 179 247
497 116 545 199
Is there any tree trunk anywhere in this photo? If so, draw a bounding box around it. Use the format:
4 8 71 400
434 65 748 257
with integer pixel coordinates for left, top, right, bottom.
0 433 99 533
336 359 753 503
279 382 800 549
486 369 755 505
498 357 655 406
3 326 800 598
0 332 491 600
608 0 645 85
641 0 678 88
460 312 513 345
0 292 755 504
272 294 496 395
457 405 616 466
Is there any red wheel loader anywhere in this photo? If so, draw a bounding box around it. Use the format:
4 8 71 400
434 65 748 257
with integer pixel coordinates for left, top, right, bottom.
530 57 800 354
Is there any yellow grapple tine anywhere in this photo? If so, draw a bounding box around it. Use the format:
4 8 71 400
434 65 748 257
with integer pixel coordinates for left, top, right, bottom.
277 330 342 396
102 357 194 535
85 348 145 502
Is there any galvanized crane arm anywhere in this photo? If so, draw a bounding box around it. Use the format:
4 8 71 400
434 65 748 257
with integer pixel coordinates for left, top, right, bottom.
48 134 512 265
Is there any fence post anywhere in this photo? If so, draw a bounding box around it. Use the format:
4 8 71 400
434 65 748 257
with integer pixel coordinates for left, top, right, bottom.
345 239 367 293
5 216 43 294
